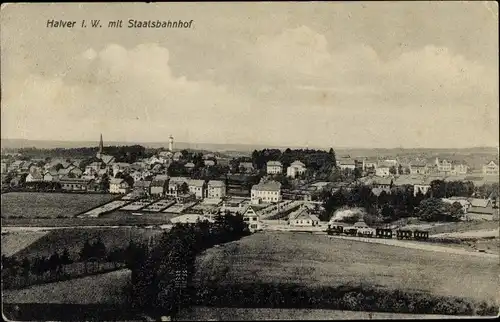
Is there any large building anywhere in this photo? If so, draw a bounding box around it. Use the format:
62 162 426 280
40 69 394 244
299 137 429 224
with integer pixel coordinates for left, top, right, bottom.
206 180 226 199
435 158 452 173
251 179 281 204
286 160 306 178
266 161 283 174
482 161 499 176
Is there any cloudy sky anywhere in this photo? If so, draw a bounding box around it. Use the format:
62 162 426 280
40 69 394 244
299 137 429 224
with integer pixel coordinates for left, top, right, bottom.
1 2 498 148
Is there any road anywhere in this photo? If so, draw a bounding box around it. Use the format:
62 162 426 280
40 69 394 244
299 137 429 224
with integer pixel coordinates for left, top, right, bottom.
327 234 499 259
1 224 172 233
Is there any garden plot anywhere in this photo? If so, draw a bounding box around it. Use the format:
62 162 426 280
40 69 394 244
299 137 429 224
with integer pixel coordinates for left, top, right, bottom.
142 200 176 212
82 201 130 218
119 199 155 211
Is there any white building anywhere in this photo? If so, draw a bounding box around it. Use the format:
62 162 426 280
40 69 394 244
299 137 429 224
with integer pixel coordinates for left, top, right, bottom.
188 179 206 199
409 164 429 175
375 166 391 177
286 160 306 178
109 178 130 194
170 214 214 225
168 135 174 152
266 161 283 174
337 159 356 170
482 161 499 176
435 158 452 173
451 163 469 175
251 180 281 204
288 206 320 227
242 206 262 233
25 172 43 182
206 180 226 199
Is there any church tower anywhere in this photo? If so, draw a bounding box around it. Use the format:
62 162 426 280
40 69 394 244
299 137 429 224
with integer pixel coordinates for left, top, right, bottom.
97 134 104 159
168 135 174 152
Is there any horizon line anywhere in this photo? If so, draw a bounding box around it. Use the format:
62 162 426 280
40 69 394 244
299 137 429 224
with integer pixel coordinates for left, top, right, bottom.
1 137 498 151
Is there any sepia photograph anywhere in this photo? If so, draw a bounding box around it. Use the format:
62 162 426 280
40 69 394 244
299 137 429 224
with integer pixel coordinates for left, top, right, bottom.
1 2 499 321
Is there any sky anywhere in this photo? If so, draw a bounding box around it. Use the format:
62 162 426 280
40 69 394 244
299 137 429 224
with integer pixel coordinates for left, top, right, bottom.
1 2 498 149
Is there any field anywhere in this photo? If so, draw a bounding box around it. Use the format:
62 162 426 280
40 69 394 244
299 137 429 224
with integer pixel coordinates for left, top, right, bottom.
3 269 131 305
1 192 117 218
11 227 164 260
195 232 499 303
1 231 50 256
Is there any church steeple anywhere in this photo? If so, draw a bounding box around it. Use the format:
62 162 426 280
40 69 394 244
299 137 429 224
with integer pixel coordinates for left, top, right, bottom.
99 134 104 154
97 134 104 159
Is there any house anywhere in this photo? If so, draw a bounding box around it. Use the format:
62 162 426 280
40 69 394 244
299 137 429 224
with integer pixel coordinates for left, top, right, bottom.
482 161 499 176
58 166 83 179
337 159 356 170
85 161 104 175
362 159 378 171
288 206 320 227
409 163 429 175
19 162 34 173
372 177 393 189
375 162 392 177
43 171 56 182
442 197 471 214
251 180 281 204
112 163 131 176
286 160 306 178
0 161 8 173
8 160 24 172
206 180 226 199
451 163 469 175
25 172 44 182
188 179 206 199
170 214 214 225
166 177 189 198
159 151 173 159
466 198 499 220
151 175 169 196
414 182 431 196
435 158 452 173
239 162 254 173
99 154 115 166
133 180 152 196
109 178 131 194
173 152 183 161
242 206 262 233
204 160 215 167
184 162 196 170
266 161 283 174
60 177 92 192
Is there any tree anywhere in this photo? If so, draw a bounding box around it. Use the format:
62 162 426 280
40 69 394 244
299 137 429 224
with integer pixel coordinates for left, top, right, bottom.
21 258 31 279
389 166 397 175
381 204 396 223
430 180 446 198
180 182 189 195
80 240 93 273
93 238 107 261
449 202 464 221
418 198 452 222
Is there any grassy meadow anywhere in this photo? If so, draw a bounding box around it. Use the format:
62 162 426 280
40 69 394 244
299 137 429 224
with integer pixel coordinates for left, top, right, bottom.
1 192 117 219
195 232 499 303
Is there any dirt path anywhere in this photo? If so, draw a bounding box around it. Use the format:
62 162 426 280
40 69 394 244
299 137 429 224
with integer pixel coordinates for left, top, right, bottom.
327 235 499 259
432 229 499 239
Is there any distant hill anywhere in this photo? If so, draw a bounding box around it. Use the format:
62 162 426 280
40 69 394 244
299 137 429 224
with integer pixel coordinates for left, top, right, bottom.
1 138 498 156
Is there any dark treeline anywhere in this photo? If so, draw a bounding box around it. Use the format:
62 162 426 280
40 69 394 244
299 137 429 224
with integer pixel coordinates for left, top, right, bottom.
2 237 144 290
128 212 250 317
319 180 477 223
14 145 150 164
251 148 336 171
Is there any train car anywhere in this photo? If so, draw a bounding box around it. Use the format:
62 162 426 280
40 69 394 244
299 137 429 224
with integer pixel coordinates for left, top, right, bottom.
327 224 344 235
343 227 358 236
357 227 375 237
413 230 429 241
396 229 413 240
376 228 393 239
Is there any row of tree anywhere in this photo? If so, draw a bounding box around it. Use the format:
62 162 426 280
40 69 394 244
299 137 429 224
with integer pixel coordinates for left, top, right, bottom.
251 148 337 172
128 212 250 317
319 182 469 223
